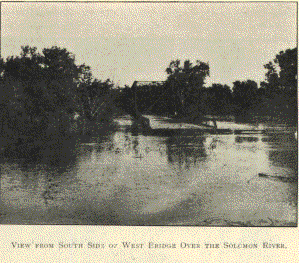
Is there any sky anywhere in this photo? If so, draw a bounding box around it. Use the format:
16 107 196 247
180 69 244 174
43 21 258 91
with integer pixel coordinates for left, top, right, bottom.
1 2 297 88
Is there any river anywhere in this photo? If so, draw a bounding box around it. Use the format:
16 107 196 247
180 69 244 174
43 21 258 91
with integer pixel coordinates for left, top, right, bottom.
0 115 297 226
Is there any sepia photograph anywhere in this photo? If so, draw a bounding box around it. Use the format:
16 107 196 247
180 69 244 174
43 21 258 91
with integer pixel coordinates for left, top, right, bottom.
0 1 297 229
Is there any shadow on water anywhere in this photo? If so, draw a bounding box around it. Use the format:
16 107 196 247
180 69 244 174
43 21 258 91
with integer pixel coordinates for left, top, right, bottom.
235 136 259 143
263 132 298 173
0 115 297 226
166 135 207 170
0 136 78 173
235 114 298 128
41 139 78 171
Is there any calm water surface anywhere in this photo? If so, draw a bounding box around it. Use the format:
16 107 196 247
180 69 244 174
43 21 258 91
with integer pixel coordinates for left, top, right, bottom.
0 116 297 226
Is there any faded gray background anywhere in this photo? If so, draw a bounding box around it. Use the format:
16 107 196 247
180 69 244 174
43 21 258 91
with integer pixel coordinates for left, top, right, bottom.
1 2 297 87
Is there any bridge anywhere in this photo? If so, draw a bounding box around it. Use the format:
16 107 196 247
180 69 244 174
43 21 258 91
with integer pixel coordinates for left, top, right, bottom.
131 81 167 118
131 81 217 130
128 81 278 136
130 80 219 133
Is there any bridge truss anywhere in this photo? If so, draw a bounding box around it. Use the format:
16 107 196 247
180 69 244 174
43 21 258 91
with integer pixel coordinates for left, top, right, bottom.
131 80 170 117
131 80 217 128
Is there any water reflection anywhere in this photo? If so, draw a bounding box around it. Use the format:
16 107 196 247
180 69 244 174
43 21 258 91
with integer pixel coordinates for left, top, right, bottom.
0 118 297 226
235 136 259 143
268 150 297 170
262 132 297 173
166 135 207 170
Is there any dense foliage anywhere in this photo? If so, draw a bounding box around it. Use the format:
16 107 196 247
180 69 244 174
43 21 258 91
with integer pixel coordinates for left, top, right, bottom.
0 45 115 145
1 45 297 150
116 47 297 124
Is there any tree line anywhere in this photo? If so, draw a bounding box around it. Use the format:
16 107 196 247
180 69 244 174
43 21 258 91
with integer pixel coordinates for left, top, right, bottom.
116 47 297 124
0 45 115 147
0 45 296 149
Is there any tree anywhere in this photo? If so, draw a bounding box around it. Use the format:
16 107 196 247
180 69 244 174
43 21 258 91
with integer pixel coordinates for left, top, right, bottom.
261 47 297 97
113 85 135 115
1 46 49 121
1 45 83 118
76 66 114 121
0 45 108 138
232 80 259 116
42 46 82 110
165 59 209 116
261 47 297 122
274 48 297 91
206 84 233 115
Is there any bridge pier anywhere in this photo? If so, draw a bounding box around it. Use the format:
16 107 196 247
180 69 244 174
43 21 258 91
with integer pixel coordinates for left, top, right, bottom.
131 115 152 130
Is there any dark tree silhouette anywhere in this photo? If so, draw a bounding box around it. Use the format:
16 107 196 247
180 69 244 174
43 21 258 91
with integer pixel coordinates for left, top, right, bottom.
261 47 297 98
165 59 209 116
232 80 259 117
0 45 116 141
260 47 297 122
205 84 233 115
76 65 113 121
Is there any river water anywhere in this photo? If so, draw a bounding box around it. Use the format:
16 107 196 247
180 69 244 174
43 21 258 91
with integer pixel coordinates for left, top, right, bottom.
0 116 297 226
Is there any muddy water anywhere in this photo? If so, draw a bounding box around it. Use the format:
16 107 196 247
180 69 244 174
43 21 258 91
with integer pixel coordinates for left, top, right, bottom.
0 116 297 226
